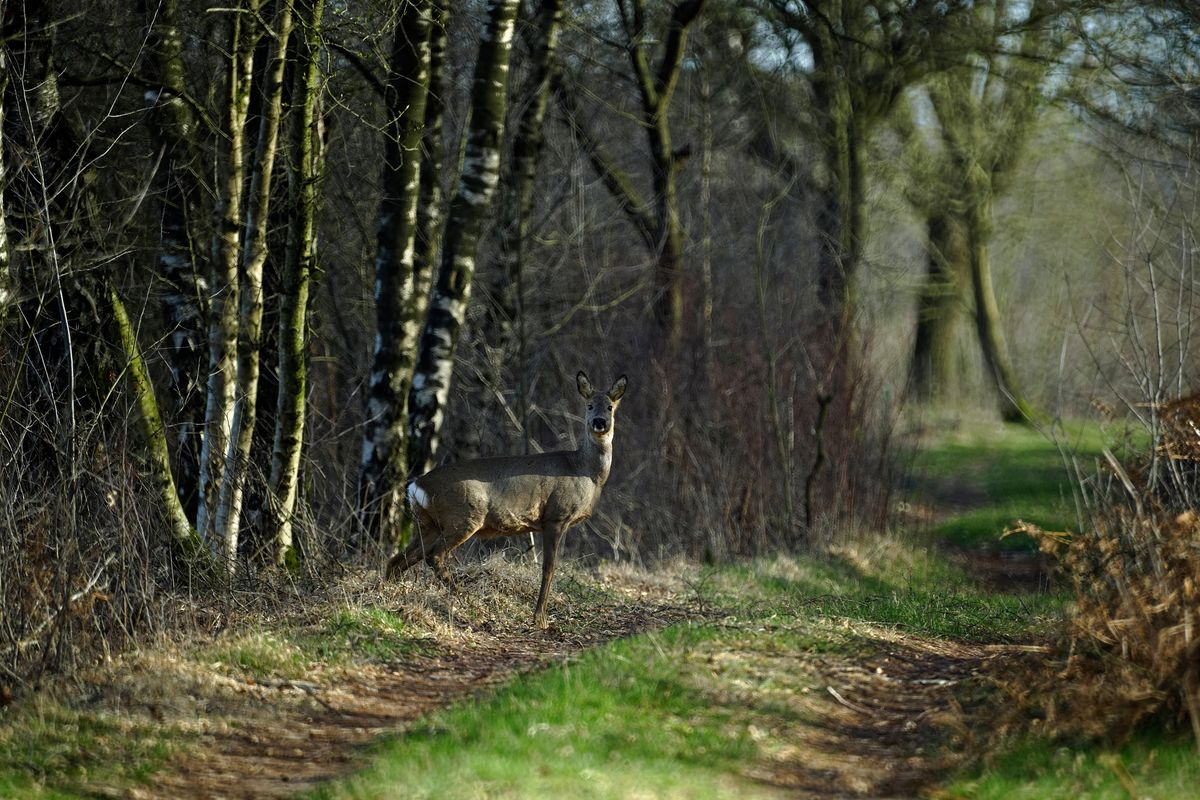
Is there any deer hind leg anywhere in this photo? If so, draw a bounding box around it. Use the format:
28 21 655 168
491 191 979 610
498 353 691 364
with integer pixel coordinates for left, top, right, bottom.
423 519 481 589
386 517 443 579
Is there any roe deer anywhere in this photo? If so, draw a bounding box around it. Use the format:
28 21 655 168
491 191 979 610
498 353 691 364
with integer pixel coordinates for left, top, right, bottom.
387 371 627 628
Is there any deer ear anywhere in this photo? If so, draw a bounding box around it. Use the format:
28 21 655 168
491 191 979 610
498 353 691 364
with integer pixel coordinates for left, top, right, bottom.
576 371 595 398
607 375 627 402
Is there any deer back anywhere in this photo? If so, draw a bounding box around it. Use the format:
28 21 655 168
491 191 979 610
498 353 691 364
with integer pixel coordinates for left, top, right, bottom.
411 449 602 536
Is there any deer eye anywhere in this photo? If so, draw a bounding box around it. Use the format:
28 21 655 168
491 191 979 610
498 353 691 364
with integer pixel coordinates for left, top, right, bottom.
587 404 593 411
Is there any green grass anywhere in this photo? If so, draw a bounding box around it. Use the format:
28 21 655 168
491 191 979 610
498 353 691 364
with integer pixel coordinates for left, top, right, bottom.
703 542 1062 642
0 704 181 798
293 606 434 664
944 732 1200 799
196 605 433 681
312 624 783 800
315 543 1061 800
913 420 1132 550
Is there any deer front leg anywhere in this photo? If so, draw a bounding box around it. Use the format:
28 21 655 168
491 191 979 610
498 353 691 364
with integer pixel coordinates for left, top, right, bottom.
533 525 564 629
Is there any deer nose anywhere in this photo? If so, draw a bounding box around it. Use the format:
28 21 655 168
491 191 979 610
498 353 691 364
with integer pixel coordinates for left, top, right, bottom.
591 418 608 433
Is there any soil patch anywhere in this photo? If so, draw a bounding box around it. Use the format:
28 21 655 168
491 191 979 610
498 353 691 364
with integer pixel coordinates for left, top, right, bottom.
100 577 695 799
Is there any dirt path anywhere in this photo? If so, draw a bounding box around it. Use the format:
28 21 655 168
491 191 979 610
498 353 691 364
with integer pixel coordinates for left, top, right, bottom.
122 594 694 799
74 466 1037 799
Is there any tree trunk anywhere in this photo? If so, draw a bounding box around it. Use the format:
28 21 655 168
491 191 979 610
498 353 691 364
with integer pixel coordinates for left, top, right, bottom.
109 283 205 563
357 0 436 545
483 0 565 352
213 0 295 568
625 0 704 356
910 212 969 403
197 0 262 547
406 0 521 478
966 171 1033 423
140 0 206 520
268 0 326 567
412 1 451 310
812 65 863 331
0 47 10 328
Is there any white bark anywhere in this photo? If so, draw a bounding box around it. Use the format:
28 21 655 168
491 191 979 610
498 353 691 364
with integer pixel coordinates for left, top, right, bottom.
214 0 296 568
197 1 263 548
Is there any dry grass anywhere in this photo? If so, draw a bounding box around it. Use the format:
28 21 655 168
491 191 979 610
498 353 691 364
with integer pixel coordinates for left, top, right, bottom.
1007 509 1200 746
0 555 696 798
990 398 1200 748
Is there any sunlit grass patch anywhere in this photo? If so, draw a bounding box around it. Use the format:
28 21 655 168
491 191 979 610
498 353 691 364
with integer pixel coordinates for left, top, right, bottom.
912 420 1137 551
293 605 434 664
312 625 783 800
703 543 1063 642
197 630 312 679
943 732 1200 799
0 700 183 798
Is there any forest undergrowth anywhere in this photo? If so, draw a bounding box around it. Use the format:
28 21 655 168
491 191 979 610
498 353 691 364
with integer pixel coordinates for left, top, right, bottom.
2 416 1198 799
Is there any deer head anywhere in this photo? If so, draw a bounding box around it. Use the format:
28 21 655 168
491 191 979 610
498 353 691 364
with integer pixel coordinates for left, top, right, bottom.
577 371 627 444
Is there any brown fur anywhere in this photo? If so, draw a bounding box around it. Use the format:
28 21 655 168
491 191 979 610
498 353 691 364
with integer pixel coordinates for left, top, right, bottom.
387 372 627 628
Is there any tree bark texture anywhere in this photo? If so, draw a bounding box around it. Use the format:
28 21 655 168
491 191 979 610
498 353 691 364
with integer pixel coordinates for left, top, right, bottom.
910 212 969 403
413 1 451 310
140 0 206 520
109 283 204 562
483 0 565 352
212 0 296 568
357 0 436 545
0 48 11 328
268 0 326 566
406 0 521 478
197 0 263 547
966 178 1033 422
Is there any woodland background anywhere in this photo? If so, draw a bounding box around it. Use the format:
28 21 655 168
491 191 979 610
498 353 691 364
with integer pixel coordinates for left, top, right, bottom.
0 0 1196 689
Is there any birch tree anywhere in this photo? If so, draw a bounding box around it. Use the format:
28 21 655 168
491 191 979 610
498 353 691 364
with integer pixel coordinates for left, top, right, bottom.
109 283 204 563
406 0 521 478
413 2 452 309
211 0 296 567
268 0 326 566
357 0 436 544
482 0 566 354
197 0 264 546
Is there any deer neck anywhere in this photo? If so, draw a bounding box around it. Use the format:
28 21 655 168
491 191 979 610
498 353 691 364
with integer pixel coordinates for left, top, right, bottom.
576 431 613 486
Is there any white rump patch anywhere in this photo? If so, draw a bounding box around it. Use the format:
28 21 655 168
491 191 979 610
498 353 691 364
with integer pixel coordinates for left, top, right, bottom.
407 481 431 510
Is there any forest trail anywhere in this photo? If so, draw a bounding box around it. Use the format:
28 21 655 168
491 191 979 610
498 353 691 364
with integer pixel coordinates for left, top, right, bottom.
134 581 1021 800
88 572 697 799
36 426 1055 800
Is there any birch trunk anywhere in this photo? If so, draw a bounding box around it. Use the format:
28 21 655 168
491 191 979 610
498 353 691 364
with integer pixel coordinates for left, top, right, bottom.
141 0 206 520
269 0 326 566
406 0 520 478
483 0 565 350
197 1 262 547
357 0 435 545
0 48 10 328
213 0 296 568
109 283 204 562
413 1 451 309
